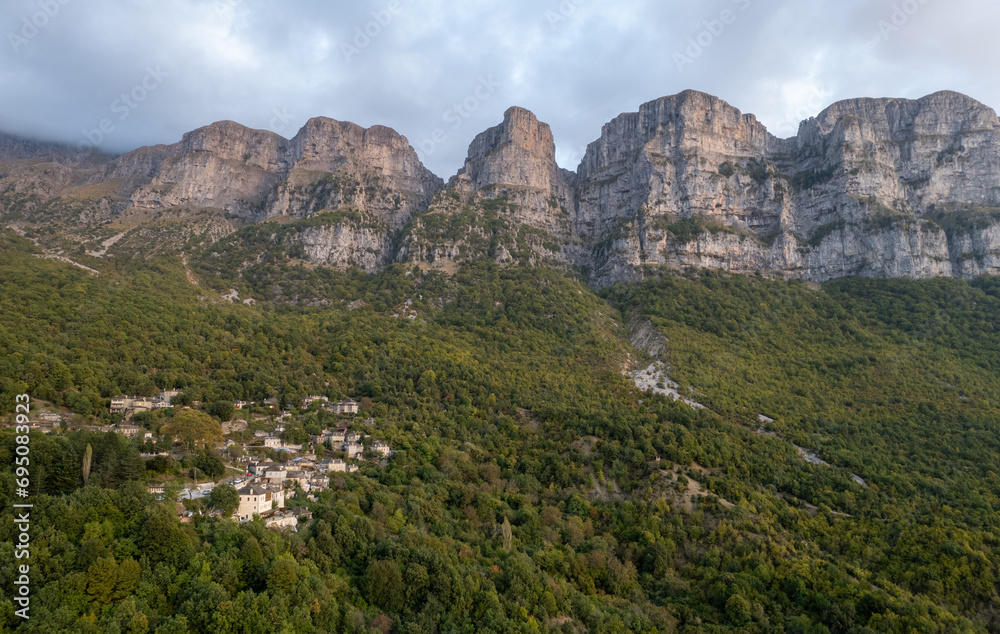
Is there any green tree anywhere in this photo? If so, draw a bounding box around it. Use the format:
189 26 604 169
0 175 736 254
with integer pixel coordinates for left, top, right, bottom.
365 560 404 613
207 484 240 517
86 557 119 605
726 593 753 626
162 409 223 451
195 451 226 479
114 559 141 602
117 448 146 484
209 400 235 421
267 557 300 593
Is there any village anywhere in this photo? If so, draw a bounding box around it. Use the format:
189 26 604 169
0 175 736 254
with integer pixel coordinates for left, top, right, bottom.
15 391 396 532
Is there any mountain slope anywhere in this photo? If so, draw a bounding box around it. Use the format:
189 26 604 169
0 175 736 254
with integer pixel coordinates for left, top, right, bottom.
1 229 999 630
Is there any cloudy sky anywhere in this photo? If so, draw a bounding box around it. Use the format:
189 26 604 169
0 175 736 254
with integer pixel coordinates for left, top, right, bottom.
2 0 998 177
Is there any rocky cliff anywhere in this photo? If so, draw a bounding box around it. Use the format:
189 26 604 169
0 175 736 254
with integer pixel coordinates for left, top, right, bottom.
575 90 1000 286
2 89 1000 287
110 121 291 218
270 118 442 227
399 106 582 273
99 117 442 224
1 117 441 262
449 106 574 233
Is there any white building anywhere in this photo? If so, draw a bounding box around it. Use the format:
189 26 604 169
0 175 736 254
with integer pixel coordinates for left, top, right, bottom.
287 470 311 488
316 459 353 473
116 424 143 438
331 399 360 415
249 461 279 476
131 399 155 412
322 429 347 444
110 396 131 414
264 465 287 483
236 483 285 521
159 389 182 403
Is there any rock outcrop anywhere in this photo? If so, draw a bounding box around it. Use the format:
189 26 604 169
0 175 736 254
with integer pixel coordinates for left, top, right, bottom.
399 106 583 272
449 106 575 235
3 89 1000 286
3 117 441 261
117 121 291 218
575 90 1000 286
97 118 441 224
269 118 442 227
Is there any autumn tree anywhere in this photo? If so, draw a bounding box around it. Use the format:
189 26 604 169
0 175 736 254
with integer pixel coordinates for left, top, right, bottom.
82 443 93 484
162 408 223 451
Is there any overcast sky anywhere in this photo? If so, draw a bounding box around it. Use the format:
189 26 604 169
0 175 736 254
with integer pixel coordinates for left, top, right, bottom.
2 0 998 177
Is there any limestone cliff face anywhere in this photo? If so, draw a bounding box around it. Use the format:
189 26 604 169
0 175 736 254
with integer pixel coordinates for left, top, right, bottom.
449 106 575 237
122 121 291 217
3 90 1000 286
399 107 581 273
577 90 789 240
296 222 393 273
13 117 440 262
93 117 440 226
579 90 1000 286
268 118 442 228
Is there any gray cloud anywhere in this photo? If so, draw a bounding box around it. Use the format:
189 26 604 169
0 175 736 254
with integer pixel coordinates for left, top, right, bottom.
1 0 997 177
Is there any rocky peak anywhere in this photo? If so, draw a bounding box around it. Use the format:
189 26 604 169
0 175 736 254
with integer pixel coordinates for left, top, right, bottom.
578 90 779 181
97 144 175 181
443 106 574 239
808 91 999 138
4 88 1000 287
288 117 439 185
273 117 442 227
178 121 291 173
451 106 570 195
790 90 1000 216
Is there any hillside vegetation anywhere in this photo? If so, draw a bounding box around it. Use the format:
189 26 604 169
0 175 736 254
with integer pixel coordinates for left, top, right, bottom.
0 229 999 632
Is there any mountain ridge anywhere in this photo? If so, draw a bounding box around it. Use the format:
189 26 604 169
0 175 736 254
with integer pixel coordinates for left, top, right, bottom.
2 89 1000 289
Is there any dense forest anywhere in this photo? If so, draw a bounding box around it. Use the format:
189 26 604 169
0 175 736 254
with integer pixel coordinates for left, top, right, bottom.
1 227 999 632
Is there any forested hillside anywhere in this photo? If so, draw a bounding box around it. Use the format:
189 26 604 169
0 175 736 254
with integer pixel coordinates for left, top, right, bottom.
1 228 999 633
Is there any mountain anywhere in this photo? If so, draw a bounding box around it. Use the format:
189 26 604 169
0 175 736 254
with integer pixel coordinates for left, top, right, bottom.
2 90 1000 288
6 91 1000 632
581 89 1000 286
3 225 1000 631
397 106 582 274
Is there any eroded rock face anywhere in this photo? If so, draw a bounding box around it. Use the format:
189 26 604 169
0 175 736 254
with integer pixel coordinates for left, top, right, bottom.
98 118 442 225
576 90 1000 286
124 122 290 217
576 90 790 240
270 118 442 227
297 222 393 273
449 106 575 236
62 118 441 261
4 90 1000 285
